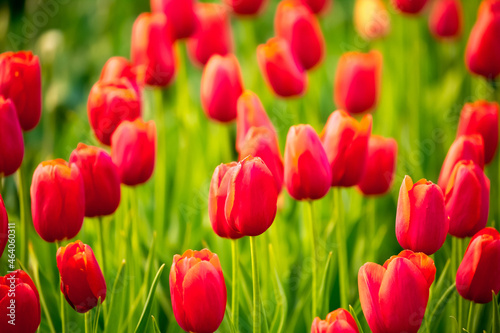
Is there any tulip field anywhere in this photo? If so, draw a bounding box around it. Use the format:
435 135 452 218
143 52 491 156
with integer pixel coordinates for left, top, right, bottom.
1 0 500 332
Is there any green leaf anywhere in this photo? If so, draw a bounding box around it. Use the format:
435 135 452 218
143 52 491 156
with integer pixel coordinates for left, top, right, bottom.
427 282 457 331
105 259 127 331
318 252 333 315
268 244 287 333
492 291 500 333
151 316 161 333
348 305 364 333
134 263 166 333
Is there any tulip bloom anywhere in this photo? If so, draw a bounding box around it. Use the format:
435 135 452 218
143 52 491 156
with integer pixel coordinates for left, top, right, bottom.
187 3 233 66
445 160 490 238
465 0 500 79
284 125 332 200
334 51 382 114
357 135 397 195
99 56 139 93
257 37 307 97
429 0 463 39
391 0 429 14
0 270 40 333
57 241 106 313
0 97 24 176
299 0 331 14
0 51 41 131
111 119 156 186
396 176 448 255
150 0 197 39
30 159 85 242
131 13 176 87
0 195 7 258
87 80 141 145
200 54 244 122
224 0 268 16
275 0 325 70
354 0 391 41
358 250 435 333
311 308 359 332
456 101 499 164
456 227 500 303
170 249 227 333
69 143 121 217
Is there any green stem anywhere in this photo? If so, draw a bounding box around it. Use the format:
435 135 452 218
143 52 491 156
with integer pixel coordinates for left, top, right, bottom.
98 217 105 272
306 200 317 319
85 311 91 333
335 188 349 309
250 236 261 333
456 238 464 329
231 239 239 331
153 88 167 244
56 241 66 333
366 198 376 262
466 301 474 332
17 168 27 266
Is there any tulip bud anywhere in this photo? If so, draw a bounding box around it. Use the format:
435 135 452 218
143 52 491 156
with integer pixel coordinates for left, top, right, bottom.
0 97 24 176
311 308 359 332
321 110 372 187
57 241 106 313
299 0 331 14
169 249 227 333
257 37 307 97
87 80 141 146
275 0 325 70
284 124 332 200
437 134 484 190
357 135 397 195
187 3 233 66
201 54 244 122
131 13 176 87
69 143 121 217
0 51 41 131
150 0 197 39
354 0 391 41
0 270 40 333
30 159 85 242
334 51 382 114
383 250 436 287
224 0 268 16
391 0 429 14
0 195 7 258
456 101 499 164
111 119 156 186
99 56 139 94
429 0 463 39
395 176 448 255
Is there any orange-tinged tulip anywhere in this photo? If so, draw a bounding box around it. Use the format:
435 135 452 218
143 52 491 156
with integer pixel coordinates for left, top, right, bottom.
311 308 359 332
299 0 331 14
354 0 391 41
0 97 24 176
429 0 463 39
0 195 7 258
224 0 268 16
391 0 429 14
150 0 197 39
99 56 137 86
383 250 436 287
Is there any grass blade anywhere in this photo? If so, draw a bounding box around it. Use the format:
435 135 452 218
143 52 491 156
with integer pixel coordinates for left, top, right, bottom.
134 263 166 333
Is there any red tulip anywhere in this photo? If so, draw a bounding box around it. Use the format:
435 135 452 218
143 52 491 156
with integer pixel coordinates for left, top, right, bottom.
111 118 156 186
187 3 233 66
429 0 463 39
201 54 244 122
395 176 448 255
30 159 85 242
456 101 499 164
0 97 24 176
465 0 500 79
354 0 391 41
275 0 325 70
169 249 227 333
0 195 6 258
311 308 359 332
57 241 106 313
224 0 268 16
334 51 382 114
0 270 40 333
357 135 397 195
445 160 490 238
284 124 332 200
99 56 137 86
87 79 141 146
391 0 429 14
257 37 307 98
131 13 176 87
0 51 41 131
69 143 121 217
299 0 331 14
437 134 484 190
321 110 372 187
358 251 435 333
150 0 197 39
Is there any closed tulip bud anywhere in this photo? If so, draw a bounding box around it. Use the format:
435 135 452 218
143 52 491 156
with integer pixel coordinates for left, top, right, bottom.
0 97 24 176
0 270 40 333
391 0 429 14
275 0 325 70
99 56 139 93
358 251 435 333
457 101 499 164
224 0 268 16
465 0 500 79
445 160 490 238
169 249 227 333
321 110 372 187
257 37 307 98
151 0 197 39
30 159 85 242
111 119 156 186
201 54 244 122
187 3 233 66
131 13 176 87
69 143 121 217
357 135 397 195
284 125 332 200
0 51 41 131
429 0 463 39
438 134 484 190
57 241 106 313
299 0 331 14
354 0 391 41
87 80 141 146
334 51 382 114
456 227 500 303
311 308 359 332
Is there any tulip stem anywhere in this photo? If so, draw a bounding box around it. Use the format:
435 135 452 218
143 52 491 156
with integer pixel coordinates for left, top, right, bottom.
466 301 474 332
17 167 28 267
306 200 318 319
57 241 67 333
231 239 239 331
250 236 261 333
85 311 91 333
335 188 349 309
98 217 105 272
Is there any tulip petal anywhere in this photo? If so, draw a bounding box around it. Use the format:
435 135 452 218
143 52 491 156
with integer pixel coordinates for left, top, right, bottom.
358 263 386 333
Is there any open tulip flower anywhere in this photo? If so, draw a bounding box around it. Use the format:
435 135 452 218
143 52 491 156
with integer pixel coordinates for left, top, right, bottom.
311 308 359 332
224 0 268 16
391 0 429 14
150 0 197 40
354 0 391 41
429 0 463 39
0 97 24 176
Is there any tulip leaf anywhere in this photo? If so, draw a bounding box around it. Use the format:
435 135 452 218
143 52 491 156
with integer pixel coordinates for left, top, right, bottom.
134 263 166 333
269 244 287 333
492 291 500 333
318 251 333 315
348 305 365 333
105 259 127 331
427 282 457 332
151 315 161 333
433 259 450 295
